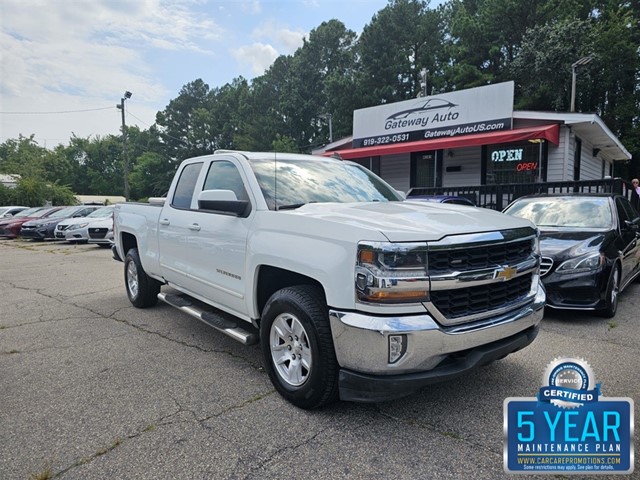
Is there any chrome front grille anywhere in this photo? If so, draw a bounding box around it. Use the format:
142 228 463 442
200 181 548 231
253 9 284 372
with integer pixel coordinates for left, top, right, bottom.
428 238 533 274
426 228 539 326
430 273 533 319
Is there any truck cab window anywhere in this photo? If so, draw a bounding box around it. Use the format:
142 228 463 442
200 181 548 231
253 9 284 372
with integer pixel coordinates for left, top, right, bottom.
172 162 203 209
203 161 249 202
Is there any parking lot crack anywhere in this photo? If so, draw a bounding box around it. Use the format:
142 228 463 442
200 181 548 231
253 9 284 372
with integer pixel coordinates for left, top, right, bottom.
237 426 330 479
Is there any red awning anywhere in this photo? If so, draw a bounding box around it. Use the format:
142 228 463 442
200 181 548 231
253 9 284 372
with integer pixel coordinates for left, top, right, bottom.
324 124 560 160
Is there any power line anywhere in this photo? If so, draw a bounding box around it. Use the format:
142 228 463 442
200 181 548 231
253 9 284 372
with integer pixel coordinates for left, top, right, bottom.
0 106 114 115
127 108 189 146
126 110 154 128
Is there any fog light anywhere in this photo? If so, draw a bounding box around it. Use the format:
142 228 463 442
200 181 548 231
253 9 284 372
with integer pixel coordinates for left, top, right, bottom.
389 334 407 364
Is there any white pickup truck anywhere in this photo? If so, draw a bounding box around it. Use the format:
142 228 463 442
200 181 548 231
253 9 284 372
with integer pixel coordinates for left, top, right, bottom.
113 150 545 409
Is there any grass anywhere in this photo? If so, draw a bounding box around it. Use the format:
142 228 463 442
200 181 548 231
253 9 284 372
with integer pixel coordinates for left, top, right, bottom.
29 465 53 480
608 320 617 330
95 438 122 457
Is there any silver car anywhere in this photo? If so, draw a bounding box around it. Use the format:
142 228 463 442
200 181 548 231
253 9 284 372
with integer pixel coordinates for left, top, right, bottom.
87 215 114 248
58 205 115 243
0 206 28 218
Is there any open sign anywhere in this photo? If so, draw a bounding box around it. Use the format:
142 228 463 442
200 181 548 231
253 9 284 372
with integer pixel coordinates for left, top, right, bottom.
516 162 538 171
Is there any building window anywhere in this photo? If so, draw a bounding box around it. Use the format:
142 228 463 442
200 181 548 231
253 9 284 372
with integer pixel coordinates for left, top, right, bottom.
485 142 544 185
410 151 441 187
574 137 582 180
351 156 381 176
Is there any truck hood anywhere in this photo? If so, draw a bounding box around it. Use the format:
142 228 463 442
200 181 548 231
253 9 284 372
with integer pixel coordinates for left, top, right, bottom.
290 201 535 242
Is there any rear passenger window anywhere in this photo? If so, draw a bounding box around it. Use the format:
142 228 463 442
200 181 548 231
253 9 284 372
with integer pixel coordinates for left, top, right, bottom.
172 162 203 209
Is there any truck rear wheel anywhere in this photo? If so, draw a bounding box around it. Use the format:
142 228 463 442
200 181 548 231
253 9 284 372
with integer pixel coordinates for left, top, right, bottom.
124 248 161 308
260 285 339 409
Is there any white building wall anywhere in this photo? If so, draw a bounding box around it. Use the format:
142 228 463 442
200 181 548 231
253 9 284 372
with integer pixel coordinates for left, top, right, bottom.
547 126 570 182
579 136 602 180
379 154 410 193
442 147 482 186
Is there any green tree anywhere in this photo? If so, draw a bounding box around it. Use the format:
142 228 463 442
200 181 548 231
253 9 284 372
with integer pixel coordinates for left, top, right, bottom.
0 135 48 178
155 79 213 161
509 18 595 111
129 151 175 200
358 0 445 103
9 178 76 206
288 20 359 149
64 135 124 195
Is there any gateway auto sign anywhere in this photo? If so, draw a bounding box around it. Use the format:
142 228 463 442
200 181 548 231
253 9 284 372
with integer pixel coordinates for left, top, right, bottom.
352 81 514 148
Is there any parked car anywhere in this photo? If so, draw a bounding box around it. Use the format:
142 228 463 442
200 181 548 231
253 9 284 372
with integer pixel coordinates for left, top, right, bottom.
503 193 640 317
0 206 29 218
0 207 60 239
406 194 476 206
20 205 101 240
57 205 116 243
87 215 114 248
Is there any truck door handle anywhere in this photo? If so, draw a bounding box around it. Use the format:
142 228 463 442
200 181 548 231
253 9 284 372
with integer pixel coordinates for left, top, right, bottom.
159 219 170 226
188 223 201 231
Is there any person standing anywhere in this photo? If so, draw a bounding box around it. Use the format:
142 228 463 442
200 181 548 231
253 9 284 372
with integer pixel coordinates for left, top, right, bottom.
631 178 640 210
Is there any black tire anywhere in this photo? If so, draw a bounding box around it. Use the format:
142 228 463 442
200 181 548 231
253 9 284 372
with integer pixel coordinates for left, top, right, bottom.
124 248 161 308
598 264 620 318
260 285 339 409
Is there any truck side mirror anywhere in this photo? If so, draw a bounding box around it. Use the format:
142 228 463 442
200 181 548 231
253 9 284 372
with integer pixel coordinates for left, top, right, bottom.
197 189 250 217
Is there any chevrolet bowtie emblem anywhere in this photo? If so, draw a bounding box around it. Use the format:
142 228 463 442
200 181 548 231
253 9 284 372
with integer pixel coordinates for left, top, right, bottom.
495 266 517 281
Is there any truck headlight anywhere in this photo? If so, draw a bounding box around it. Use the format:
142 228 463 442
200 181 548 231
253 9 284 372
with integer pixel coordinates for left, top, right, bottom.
356 242 429 304
556 252 604 274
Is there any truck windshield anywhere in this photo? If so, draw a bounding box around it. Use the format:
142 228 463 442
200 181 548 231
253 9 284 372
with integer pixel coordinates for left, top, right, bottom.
249 158 401 210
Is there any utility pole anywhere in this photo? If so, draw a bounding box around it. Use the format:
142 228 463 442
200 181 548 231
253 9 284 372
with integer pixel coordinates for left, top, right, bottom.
116 91 132 200
570 56 593 113
420 68 428 97
320 113 333 143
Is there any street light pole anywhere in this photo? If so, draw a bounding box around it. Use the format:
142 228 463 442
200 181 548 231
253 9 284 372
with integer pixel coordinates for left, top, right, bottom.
320 113 333 143
570 56 593 113
116 91 132 200
327 113 333 144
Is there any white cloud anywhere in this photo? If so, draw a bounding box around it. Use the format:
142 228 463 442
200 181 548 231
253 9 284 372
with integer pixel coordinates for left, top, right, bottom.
252 20 306 54
241 0 262 15
0 0 222 144
231 43 279 75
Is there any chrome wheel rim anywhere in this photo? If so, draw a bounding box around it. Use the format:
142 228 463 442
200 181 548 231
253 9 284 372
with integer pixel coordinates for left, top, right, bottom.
270 313 312 387
126 260 139 299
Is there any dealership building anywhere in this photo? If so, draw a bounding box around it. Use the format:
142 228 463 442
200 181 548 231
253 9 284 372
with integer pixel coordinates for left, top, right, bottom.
315 82 632 207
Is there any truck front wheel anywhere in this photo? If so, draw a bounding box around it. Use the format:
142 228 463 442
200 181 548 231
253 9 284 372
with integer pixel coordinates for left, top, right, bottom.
260 285 339 409
124 248 161 308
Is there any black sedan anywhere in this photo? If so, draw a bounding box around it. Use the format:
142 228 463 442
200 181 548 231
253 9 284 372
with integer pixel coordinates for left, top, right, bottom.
503 193 640 317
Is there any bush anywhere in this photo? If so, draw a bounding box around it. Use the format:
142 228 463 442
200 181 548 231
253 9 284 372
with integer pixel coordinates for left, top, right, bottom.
5 178 78 206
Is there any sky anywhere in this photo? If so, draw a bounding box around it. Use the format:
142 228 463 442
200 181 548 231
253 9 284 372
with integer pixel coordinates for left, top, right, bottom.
0 0 397 148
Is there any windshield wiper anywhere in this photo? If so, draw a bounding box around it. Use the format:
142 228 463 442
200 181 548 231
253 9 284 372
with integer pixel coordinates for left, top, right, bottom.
276 203 307 210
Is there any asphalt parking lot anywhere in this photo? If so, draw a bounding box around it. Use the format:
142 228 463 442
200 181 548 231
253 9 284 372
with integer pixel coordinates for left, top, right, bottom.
1 239 638 480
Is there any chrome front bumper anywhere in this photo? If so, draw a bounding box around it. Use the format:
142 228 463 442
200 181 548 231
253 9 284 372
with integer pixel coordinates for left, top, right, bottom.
329 283 545 402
